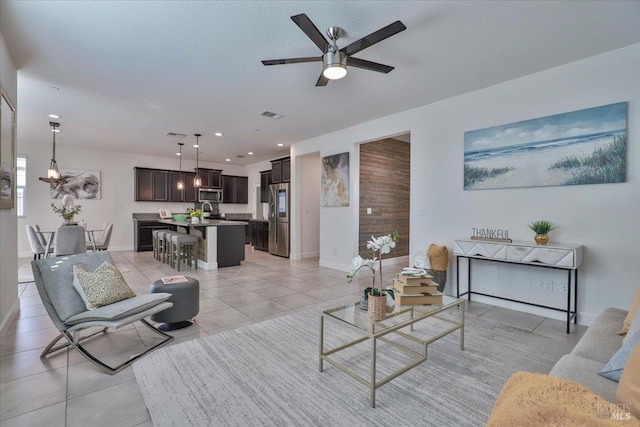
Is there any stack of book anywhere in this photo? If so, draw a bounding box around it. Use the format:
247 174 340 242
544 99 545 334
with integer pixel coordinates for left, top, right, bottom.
393 271 443 305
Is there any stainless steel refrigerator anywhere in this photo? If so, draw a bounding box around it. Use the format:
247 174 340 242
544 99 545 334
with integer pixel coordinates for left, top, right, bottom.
268 183 290 257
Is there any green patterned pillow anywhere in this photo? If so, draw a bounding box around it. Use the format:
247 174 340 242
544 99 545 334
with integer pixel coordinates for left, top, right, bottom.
72 261 136 310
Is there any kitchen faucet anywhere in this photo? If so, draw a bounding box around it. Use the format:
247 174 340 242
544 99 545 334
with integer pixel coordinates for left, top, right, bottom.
201 202 213 217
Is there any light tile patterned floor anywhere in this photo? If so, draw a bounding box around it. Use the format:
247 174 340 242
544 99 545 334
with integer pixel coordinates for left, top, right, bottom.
0 248 586 426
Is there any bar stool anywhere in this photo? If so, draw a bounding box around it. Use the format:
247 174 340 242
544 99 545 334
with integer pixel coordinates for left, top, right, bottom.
156 230 176 263
152 229 163 261
170 233 199 271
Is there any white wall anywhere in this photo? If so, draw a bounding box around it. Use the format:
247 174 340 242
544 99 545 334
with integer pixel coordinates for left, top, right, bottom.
291 43 640 325
17 141 251 256
299 152 320 259
0 32 19 336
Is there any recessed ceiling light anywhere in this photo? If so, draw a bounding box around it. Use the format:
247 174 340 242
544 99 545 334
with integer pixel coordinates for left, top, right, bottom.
248 152 254 155
176 152 182 156
51 129 61 133
215 132 223 137
193 144 199 148
225 158 231 162
277 143 284 147
48 114 60 119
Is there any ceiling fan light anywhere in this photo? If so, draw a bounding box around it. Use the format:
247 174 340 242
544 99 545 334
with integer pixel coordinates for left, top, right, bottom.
323 65 347 80
323 50 347 80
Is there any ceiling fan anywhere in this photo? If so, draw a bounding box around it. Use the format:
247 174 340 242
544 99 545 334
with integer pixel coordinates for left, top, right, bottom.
262 14 406 86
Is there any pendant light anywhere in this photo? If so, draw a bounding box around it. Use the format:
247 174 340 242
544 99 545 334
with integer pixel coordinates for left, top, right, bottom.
176 142 184 190
193 133 202 187
39 122 62 184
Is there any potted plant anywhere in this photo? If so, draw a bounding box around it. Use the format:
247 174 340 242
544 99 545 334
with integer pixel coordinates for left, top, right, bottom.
188 208 204 224
51 202 82 225
528 220 556 245
347 231 399 320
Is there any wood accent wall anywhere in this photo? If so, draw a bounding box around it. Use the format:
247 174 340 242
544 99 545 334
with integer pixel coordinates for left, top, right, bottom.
359 138 410 257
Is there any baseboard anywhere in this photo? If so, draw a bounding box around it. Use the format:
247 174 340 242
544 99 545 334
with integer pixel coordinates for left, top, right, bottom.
320 255 410 273
300 251 319 259
0 299 20 342
19 245 133 258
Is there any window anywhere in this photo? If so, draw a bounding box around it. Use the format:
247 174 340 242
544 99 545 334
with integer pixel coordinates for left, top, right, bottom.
16 156 26 217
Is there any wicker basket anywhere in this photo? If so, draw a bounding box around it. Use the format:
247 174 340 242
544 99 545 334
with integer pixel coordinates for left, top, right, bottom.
368 293 387 320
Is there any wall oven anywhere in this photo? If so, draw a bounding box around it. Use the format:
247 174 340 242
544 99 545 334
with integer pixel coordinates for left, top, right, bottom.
198 188 223 203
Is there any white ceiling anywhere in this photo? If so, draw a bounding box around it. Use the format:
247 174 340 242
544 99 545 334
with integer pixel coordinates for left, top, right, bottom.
2 1 639 166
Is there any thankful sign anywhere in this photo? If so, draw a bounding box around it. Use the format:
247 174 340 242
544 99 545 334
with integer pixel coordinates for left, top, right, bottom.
470 228 512 242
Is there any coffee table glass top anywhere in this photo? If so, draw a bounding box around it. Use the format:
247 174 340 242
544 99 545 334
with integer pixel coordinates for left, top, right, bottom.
323 295 462 334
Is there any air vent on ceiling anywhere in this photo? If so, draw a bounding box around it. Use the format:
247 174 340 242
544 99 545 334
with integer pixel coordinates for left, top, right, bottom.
166 132 187 138
235 155 245 158
259 111 284 119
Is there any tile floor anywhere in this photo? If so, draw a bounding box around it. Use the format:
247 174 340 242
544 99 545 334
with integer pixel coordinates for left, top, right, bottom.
0 248 587 426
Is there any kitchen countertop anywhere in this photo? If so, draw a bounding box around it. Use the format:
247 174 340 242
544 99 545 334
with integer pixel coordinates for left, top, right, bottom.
159 219 247 227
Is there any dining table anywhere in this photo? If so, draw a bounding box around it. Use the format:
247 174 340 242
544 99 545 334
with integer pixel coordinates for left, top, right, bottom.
40 227 103 258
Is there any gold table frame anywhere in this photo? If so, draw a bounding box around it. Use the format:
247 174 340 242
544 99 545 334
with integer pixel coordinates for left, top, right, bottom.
319 296 465 408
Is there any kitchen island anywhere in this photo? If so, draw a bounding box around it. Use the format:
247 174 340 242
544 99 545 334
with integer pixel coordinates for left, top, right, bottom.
159 219 247 270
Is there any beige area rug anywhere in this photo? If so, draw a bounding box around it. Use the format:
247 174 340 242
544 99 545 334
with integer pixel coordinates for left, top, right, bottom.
134 308 576 427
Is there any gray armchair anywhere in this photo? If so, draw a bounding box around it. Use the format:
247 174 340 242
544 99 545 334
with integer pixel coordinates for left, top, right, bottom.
31 251 174 374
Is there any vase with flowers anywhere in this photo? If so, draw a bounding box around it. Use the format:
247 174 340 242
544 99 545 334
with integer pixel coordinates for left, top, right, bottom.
51 196 82 226
347 231 399 320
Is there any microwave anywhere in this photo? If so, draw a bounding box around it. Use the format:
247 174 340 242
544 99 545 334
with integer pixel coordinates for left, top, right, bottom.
198 188 223 202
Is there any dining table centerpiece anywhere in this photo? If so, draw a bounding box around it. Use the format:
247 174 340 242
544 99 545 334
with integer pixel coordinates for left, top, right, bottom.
347 231 399 320
50 195 82 225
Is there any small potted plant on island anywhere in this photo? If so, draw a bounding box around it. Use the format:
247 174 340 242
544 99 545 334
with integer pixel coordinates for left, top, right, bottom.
188 208 204 224
347 231 399 320
529 220 556 245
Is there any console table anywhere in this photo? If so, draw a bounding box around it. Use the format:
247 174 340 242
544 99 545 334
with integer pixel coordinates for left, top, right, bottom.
453 239 583 333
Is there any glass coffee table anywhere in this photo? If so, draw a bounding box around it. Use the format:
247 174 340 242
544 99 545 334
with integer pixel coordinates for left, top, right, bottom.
319 295 465 407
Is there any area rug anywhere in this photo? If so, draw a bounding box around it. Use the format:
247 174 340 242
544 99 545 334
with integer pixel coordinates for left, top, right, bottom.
133 308 575 427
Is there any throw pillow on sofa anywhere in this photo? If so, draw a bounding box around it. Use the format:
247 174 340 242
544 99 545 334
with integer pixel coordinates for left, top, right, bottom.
619 288 640 336
599 329 640 382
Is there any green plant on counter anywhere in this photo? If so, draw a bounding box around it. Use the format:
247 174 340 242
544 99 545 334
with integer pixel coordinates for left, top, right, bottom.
188 208 203 218
528 220 555 235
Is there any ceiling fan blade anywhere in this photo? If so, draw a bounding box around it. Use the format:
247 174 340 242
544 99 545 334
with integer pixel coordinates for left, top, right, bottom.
346 57 395 73
291 14 329 53
315 72 329 87
341 21 406 56
262 57 322 66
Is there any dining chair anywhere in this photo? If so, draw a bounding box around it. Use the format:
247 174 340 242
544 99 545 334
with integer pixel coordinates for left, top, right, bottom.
54 225 87 257
90 222 113 251
26 225 53 259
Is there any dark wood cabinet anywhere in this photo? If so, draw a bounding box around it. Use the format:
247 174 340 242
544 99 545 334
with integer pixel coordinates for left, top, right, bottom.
271 159 282 184
260 170 271 203
135 168 168 201
183 172 198 202
282 157 290 182
134 220 173 252
221 175 248 204
209 170 222 188
168 171 184 202
271 156 290 184
135 166 223 202
250 220 269 251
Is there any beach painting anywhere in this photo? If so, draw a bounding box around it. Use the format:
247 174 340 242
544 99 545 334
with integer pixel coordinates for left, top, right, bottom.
50 168 101 199
321 152 349 207
464 102 627 190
